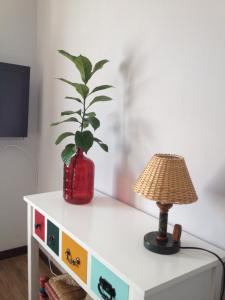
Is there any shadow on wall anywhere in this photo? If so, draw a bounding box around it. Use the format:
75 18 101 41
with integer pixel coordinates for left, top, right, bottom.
206 164 225 204
113 48 152 205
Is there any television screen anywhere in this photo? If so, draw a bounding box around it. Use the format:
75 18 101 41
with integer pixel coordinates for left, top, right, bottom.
0 62 30 137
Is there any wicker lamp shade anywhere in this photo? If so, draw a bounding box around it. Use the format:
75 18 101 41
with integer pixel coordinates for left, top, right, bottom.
134 154 198 204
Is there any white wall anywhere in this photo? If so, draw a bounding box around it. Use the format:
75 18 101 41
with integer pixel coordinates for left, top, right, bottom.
36 0 225 250
0 0 38 251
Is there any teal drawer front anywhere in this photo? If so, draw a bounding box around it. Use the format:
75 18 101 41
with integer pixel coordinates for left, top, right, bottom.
91 256 129 300
47 220 59 256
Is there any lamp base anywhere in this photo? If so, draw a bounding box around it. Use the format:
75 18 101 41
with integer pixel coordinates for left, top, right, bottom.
144 232 180 255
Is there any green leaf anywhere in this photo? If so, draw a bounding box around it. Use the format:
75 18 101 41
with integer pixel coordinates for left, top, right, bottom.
90 85 113 94
58 50 75 63
74 55 92 84
75 109 82 116
63 117 79 123
51 117 79 126
74 83 89 99
85 112 96 117
61 109 82 117
94 137 108 152
92 59 109 75
55 132 74 145
83 119 90 129
75 131 94 153
58 78 75 87
82 114 99 130
61 143 76 165
59 78 89 99
58 50 92 84
89 116 100 131
61 111 76 116
65 96 82 103
89 95 112 107
99 143 108 152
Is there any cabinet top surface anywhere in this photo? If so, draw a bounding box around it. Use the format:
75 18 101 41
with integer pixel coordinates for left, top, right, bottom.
24 190 225 295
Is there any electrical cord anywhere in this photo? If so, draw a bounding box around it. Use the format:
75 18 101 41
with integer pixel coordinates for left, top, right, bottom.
180 246 225 300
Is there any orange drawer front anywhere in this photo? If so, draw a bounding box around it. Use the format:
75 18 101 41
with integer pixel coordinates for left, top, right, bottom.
61 232 87 284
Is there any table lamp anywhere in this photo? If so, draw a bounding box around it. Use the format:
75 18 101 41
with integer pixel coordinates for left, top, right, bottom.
133 154 198 255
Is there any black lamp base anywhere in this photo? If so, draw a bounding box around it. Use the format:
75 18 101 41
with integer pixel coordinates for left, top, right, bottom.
144 231 180 255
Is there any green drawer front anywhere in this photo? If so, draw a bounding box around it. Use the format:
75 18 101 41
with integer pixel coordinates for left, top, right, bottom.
91 256 129 300
47 220 59 256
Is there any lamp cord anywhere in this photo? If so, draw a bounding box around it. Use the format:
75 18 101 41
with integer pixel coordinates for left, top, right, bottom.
180 246 225 300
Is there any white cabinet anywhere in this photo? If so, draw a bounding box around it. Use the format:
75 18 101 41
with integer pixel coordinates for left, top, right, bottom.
24 190 225 300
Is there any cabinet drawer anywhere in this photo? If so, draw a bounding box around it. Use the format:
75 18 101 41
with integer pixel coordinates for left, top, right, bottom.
47 220 59 256
61 232 87 284
34 210 45 241
91 256 129 300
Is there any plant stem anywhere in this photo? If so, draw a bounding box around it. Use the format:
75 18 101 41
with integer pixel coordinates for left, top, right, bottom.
80 98 86 132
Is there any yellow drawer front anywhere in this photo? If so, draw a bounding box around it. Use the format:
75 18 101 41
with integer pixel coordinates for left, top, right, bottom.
62 232 87 283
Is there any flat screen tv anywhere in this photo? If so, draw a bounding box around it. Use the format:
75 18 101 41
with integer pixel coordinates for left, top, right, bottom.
0 62 30 137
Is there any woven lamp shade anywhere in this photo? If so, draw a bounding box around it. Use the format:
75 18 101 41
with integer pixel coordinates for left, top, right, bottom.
134 154 198 204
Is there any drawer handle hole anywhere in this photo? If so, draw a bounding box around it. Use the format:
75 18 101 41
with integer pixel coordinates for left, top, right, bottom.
98 276 116 300
65 249 80 266
48 234 55 245
35 223 41 229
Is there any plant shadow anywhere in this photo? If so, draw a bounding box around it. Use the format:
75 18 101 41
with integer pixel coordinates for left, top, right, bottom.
112 47 153 206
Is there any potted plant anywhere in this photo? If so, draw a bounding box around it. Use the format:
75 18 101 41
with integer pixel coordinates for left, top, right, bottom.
51 50 113 204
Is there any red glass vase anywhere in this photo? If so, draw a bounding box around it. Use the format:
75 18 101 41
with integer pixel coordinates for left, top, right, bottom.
63 148 95 204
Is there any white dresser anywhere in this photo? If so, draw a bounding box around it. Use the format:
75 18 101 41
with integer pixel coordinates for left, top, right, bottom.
24 190 225 300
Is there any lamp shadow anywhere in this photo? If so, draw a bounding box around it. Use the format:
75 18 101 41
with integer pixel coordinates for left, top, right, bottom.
206 164 225 202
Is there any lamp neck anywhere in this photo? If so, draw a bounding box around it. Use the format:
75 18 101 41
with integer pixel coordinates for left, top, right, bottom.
156 202 173 242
